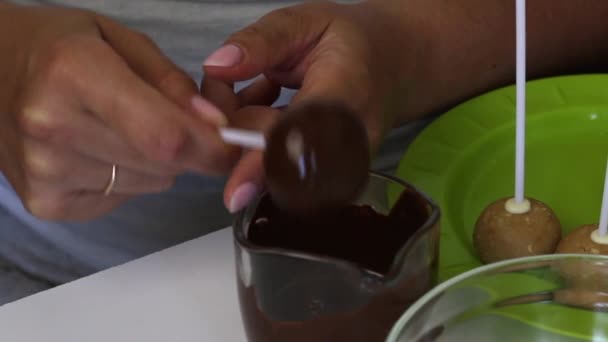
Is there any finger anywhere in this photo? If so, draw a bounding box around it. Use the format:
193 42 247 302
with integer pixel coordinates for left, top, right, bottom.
236 76 281 106
80 162 173 195
24 191 131 222
224 151 264 213
90 164 174 194
292 46 386 147
19 106 179 177
62 37 191 163
227 105 281 132
222 106 282 213
95 16 239 173
51 36 231 173
203 3 335 82
23 138 175 194
200 76 239 115
95 15 227 126
200 76 281 117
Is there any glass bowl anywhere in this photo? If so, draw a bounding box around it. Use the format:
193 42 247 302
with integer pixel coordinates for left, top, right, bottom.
387 254 608 341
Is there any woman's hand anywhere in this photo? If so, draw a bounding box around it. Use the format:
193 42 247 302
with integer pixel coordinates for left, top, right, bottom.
0 4 237 221
202 1 423 212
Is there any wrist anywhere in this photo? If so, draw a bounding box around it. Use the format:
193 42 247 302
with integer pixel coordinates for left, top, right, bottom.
360 0 515 124
353 1 437 123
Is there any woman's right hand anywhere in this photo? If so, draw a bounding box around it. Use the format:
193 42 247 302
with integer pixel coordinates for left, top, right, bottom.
0 4 237 221
201 1 425 213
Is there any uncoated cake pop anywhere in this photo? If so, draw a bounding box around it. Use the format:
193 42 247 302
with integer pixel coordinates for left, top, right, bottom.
474 1 561 264
474 197 562 264
557 157 608 255
556 224 608 255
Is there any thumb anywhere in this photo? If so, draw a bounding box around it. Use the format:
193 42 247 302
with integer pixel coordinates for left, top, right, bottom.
202 4 334 83
95 15 227 126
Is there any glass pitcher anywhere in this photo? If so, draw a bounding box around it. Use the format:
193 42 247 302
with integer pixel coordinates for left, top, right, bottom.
233 172 441 342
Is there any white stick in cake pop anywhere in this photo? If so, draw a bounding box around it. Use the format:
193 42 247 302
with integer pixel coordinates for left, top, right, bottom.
473 0 562 264
505 0 531 214
219 127 266 150
591 157 608 244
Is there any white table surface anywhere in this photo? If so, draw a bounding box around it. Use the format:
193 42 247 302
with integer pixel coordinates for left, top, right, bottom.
0 227 246 342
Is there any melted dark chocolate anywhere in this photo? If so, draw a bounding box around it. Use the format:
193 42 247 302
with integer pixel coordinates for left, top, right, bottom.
238 189 435 342
264 101 370 214
248 188 430 275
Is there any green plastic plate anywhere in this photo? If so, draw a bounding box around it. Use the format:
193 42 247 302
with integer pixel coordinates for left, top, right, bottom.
396 74 608 281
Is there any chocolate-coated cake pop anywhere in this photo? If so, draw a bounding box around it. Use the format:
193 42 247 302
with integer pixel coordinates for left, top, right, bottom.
264 101 370 214
474 197 562 264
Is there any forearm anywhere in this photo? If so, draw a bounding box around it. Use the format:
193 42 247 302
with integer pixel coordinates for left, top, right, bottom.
371 0 608 121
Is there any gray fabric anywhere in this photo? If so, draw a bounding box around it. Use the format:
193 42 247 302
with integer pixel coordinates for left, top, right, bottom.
0 0 428 305
0 263 53 305
0 206 54 305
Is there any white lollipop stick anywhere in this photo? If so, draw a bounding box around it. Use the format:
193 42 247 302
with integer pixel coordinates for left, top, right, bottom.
514 0 526 204
219 127 266 150
506 0 530 214
591 156 608 244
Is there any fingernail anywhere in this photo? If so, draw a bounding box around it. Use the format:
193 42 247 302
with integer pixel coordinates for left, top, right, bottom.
191 95 228 127
229 182 259 213
204 44 243 67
